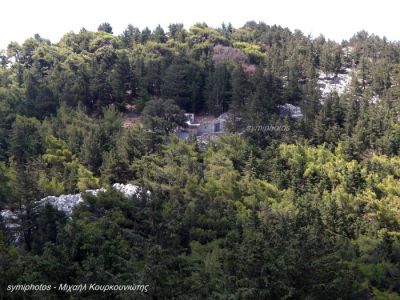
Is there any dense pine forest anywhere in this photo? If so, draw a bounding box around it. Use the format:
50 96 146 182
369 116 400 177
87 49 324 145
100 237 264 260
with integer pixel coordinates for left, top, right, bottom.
1 21 400 299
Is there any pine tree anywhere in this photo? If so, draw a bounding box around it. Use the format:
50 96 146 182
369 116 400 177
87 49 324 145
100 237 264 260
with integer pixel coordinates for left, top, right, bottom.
153 25 168 43
207 63 231 115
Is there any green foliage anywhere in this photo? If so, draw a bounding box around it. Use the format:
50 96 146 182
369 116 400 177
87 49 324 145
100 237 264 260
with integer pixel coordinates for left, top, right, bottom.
141 98 186 134
233 41 266 64
0 162 9 206
1 22 400 299
97 22 113 34
9 115 43 164
40 135 100 194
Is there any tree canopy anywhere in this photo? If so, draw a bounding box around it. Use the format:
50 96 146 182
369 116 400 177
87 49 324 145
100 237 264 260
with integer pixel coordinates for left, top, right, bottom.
1 21 400 299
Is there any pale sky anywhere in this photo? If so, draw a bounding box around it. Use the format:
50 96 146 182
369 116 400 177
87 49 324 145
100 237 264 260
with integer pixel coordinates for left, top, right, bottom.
1 0 399 50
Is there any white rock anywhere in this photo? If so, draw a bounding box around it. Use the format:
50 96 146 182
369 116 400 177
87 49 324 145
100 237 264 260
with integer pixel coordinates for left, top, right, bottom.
318 69 353 100
0 209 19 229
37 194 83 215
370 95 381 104
279 103 303 118
1 184 144 222
112 183 140 197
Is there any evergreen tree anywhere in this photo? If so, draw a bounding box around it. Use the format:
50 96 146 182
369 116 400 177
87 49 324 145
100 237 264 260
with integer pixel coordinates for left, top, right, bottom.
98 22 113 34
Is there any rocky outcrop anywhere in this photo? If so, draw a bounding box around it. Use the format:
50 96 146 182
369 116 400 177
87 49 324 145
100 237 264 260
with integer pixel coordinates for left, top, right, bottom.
317 68 353 99
0 209 19 229
278 103 303 118
35 183 141 215
0 184 144 230
112 183 141 198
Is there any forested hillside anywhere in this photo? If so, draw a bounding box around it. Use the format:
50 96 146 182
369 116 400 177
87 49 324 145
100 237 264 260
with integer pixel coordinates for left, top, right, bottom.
1 22 400 299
